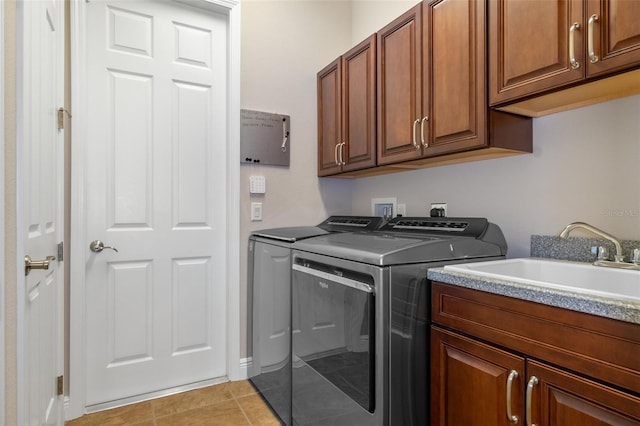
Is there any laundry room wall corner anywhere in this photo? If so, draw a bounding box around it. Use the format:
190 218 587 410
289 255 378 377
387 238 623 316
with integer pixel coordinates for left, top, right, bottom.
239 0 355 361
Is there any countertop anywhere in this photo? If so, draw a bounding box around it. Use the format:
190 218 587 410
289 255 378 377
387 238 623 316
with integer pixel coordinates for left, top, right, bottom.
427 264 640 325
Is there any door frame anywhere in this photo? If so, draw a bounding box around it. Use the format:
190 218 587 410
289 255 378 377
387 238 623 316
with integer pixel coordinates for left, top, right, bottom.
67 0 241 420
0 1 5 420
14 0 66 423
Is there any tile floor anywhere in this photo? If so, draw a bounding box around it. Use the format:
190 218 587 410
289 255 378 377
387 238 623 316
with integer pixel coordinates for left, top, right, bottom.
65 380 282 426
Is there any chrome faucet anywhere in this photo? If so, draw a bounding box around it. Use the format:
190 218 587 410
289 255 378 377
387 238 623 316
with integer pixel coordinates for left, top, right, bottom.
559 222 624 263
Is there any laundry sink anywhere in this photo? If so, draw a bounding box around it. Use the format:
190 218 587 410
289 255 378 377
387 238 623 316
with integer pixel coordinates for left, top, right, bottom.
444 258 640 302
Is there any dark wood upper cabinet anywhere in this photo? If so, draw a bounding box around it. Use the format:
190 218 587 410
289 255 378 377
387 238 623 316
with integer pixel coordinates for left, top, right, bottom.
586 0 640 78
342 36 377 172
320 0 534 177
318 0 638 176
317 36 376 177
424 0 487 156
377 0 492 165
376 5 423 165
489 0 640 106
317 58 343 176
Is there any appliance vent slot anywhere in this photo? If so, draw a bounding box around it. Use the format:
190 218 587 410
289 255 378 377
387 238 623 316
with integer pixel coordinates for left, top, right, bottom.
327 218 372 227
393 220 469 231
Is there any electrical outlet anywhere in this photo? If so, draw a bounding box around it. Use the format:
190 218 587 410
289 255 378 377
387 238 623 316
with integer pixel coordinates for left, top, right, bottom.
397 203 407 216
371 197 397 219
430 203 447 217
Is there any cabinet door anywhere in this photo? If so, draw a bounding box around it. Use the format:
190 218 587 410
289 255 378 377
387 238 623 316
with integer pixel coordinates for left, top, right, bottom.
431 326 525 426
342 36 377 172
317 58 343 176
527 360 640 425
377 4 423 165
424 0 486 155
489 0 585 105
586 0 640 77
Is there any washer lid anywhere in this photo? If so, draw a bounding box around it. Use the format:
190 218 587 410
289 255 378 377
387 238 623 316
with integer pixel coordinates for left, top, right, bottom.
292 217 507 265
251 215 385 243
293 232 504 265
252 226 330 243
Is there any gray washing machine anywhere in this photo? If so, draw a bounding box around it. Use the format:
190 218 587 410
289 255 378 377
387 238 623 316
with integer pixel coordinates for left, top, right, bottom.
290 217 508 425
247 216 384 425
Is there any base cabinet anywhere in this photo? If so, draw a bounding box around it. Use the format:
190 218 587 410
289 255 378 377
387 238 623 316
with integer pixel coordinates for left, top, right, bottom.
431 326 524 426
528 360 640 426
431 282 640 426
431 327 640 426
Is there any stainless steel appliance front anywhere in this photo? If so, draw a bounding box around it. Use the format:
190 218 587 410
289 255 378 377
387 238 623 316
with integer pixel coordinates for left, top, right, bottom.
291 252 388 426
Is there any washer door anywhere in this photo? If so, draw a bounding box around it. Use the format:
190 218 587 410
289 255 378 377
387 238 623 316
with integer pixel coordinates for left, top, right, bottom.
292 259 376 418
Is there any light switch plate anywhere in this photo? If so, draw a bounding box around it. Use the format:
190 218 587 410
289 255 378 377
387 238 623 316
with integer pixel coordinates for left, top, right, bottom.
251 202 263 221
250 175 266 194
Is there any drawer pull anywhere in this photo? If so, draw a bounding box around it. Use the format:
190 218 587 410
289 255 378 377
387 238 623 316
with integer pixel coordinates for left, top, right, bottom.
588 14 599 63
420 116 429 148
506 370 519 424
339 142 346 165
526 376 539 426
569 22 581 69
412 119 421 149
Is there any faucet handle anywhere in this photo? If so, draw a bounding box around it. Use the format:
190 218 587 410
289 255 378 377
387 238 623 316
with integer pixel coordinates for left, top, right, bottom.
632 248 640 265
591 246 610 261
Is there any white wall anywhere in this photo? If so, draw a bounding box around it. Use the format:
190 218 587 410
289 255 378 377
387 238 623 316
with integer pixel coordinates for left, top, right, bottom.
240 0 355 357
351 94 640 258
351 0 420 45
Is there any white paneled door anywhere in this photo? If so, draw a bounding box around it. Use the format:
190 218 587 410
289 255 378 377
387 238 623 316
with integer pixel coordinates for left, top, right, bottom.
84 0 228 406
21 0 65 424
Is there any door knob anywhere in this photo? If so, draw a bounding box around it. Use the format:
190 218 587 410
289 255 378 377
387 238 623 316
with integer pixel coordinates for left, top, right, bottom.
90 240 119 253
24 255 56 276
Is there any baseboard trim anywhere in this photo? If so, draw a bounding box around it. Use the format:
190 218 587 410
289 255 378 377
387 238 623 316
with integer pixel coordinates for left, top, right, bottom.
84 377 229 414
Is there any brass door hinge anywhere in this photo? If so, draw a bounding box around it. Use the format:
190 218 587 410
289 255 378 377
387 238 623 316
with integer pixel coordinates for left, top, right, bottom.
57 375 64 396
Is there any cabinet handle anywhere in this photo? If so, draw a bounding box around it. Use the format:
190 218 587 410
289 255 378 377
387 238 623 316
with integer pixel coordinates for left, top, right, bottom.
412 119 421 149
506 370 519 424
340 142 346 165
334 143 340 166
526 376 539 426
588 14 599 63
281 119 289 152
420 116 429 148
569 22 581 69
